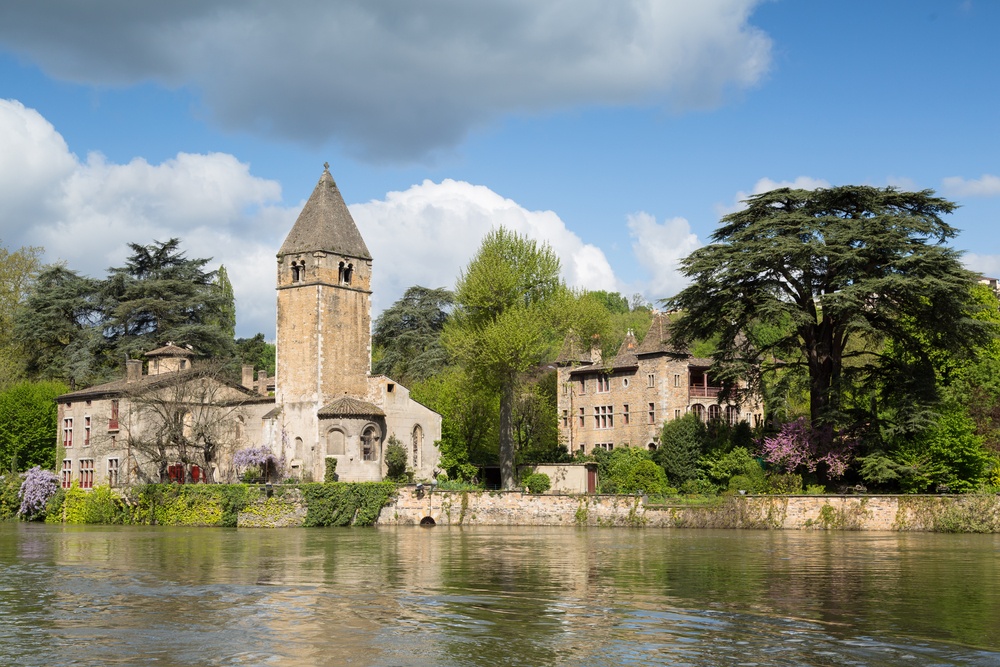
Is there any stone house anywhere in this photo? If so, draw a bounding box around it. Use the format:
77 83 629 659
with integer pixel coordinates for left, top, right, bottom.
55 166 442 486
555 313 763 455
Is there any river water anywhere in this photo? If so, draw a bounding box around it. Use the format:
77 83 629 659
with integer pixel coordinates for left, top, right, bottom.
1 524 998 666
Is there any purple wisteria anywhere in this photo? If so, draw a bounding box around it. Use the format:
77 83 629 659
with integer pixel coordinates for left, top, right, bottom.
760 418 856 479
18 466 60 519
232 446 284 477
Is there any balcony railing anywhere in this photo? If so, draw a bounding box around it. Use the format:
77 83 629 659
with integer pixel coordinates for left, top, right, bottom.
689 385 722 398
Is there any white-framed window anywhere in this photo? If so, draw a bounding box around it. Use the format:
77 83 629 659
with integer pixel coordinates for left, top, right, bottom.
79 459 94 489
594 442 614 451
648 403 655 424
674 374 680 387
674 409 681 420
594 405 613 429
62 418 73 448
61 459 72 489
107 457 119 487
622 378 630 388
84 416 91 447
647 374 655 388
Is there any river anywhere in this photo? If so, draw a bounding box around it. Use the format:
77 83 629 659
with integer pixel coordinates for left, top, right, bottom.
1 523 998 666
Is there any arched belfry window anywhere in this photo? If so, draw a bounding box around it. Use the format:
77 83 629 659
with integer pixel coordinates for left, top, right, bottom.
361 425 379 461
343 263 353 285
338 261 345 283
291 260 305 283
412 424 423 467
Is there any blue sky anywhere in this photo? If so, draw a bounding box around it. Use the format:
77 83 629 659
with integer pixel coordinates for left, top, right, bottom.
1 1 998 339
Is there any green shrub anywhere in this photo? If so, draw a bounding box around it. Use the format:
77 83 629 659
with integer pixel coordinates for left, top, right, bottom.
324 457 338 483
523 473 551 494
385 436 408 481
654 413 707 484
766 472 803 494
302 482 395 526
702 446 766 492
0 474 22 520
804 484 827 495
680 477 717 496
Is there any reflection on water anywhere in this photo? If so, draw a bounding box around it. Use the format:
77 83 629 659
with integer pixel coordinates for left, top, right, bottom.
1 524 998 666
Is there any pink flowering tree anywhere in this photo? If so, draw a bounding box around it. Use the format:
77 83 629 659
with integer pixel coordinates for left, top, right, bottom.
761 418 856 479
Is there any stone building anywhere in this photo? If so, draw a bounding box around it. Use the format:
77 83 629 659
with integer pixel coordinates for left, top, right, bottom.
55 166 441 486
555 313 763 455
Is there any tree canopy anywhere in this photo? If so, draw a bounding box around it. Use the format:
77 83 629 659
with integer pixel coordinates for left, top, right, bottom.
372 285 453 385
667 185 993 475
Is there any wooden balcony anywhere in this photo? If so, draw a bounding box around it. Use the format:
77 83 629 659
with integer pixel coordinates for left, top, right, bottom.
688 385 722 398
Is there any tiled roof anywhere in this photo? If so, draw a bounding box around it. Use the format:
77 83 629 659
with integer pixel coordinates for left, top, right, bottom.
317 396 385 418
278 165 371 260
146 343 194 357
554 331 592 365
609 330 640 369
57 368 257 402
635 313 688 356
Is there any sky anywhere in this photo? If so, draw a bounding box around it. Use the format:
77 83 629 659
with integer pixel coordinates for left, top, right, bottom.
1 0 999 340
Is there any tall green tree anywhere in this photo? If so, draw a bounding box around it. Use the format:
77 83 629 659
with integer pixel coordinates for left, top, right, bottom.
212 265 237 341
372 285 453 385
0 380 67 471
667 186 991 457
444 228 564 489
14 265 102 385
0 242 43 386
101 238 234 361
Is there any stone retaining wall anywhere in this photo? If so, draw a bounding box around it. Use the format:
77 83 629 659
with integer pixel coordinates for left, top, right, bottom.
376 489 1000 532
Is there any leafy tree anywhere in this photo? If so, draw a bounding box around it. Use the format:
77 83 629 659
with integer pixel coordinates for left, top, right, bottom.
101 238 234 361
653 412 707 485
667 186 991 460
0 242 42 385
513 369 567 465
0 380 67 471
372 286 453 385
212 265 237 341
236 333 276 376
595 447 669 494
384 435 408 481
444 227 564 489
14 265 102 385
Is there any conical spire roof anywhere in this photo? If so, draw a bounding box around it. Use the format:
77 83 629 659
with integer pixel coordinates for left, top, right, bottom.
278 164 371 260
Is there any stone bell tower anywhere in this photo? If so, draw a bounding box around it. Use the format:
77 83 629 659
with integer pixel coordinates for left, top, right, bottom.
275 164 372 407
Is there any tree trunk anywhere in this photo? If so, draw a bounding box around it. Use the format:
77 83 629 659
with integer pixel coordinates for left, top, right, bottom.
499 376 516 490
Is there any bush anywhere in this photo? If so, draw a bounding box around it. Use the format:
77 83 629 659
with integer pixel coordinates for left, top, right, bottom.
702 446 766 493
766 472 803 494
0 473 21 520
598 447 670 495
302 482 395 526
384 435 408 481
522 473 551 494
654 413 707 485
324 457 338 483
680 477 717 496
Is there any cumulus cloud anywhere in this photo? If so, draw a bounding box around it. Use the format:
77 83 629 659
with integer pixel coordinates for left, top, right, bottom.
351 179 619 313
942 174 1000 198
715 176 831 216
0 99 621 338
0 1 772 161
963 253 1000 279
626 212 701 300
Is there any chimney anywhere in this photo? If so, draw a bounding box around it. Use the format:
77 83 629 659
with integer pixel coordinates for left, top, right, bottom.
590 336 603 365
241 365 254 390
257 370 268 396
126 359 142 384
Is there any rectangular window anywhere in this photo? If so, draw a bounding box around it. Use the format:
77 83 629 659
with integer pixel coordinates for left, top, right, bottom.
594 405 614 429
578 378 586 395
109 400 120 431
596 376 610 393
562 410 569 428
62 418 73 448
84 416 91 447
675 409 681 420
623 404 630 425
674 374 680 387
578 407 585 428
61 459 73 489
648 403 655 424
594 442 614 451
107 458 119 487
79 459 94 489
647 374 655 388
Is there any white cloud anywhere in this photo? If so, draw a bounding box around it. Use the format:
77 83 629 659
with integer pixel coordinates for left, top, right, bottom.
942 174 1000 198
0 1 772 161
626 212 701 300
0 99 622 339
715 176 831 216
963 253 1000 279
0 98 291 339
350 179 620 313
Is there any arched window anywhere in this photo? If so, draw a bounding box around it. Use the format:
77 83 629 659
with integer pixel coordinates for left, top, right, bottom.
361 426 379 461
338 261 345 283
235 416 245 443
708 404 722 422
412 424 423 467
691 404 705 422
343 263 353 285
291 263 301 282
327 429 345 455
294 436 303 459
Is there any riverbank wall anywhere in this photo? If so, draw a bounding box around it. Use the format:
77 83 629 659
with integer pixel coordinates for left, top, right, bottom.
372 488 1000 532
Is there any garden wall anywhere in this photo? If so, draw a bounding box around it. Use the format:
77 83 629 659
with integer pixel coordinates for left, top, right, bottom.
376 488 1000 532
